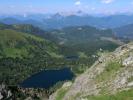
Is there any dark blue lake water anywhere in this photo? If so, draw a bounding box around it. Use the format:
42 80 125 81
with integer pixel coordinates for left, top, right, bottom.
65 56 79 60
20 68 74 89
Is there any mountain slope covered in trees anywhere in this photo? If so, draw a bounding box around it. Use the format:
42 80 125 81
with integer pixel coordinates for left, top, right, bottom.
0 23 121 87
50 26 120 56
0 24 62 85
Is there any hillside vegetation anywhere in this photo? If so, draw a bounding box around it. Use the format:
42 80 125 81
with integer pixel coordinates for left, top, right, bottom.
49 42 133 100
0 23 121 75
51 26 120 56
0 23 122 89
0 25 63 85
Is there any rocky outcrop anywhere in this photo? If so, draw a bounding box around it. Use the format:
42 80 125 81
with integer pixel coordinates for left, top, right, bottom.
0 84 12 100
0 85 48 100
49 42 133 100
122 56 133 66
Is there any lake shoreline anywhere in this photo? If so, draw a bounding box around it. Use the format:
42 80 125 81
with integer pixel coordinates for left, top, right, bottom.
20 68 74 89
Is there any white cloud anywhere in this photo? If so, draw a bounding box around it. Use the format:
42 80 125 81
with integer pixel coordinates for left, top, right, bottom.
101 0 114 4
75 1 81 6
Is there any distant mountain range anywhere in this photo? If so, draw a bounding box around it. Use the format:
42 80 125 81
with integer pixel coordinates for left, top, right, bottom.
114 24 133 40
1 14 133 29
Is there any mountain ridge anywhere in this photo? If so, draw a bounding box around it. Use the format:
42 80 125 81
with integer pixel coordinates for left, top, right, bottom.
114 24 133 39
1 14 133 29
49 42 133 100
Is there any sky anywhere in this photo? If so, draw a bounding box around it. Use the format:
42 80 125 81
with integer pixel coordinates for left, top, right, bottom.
0 0 133 15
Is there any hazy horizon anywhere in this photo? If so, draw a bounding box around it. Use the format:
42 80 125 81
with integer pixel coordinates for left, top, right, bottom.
0 0 133 16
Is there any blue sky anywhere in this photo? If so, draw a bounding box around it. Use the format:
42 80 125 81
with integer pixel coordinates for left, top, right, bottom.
0 0 133 15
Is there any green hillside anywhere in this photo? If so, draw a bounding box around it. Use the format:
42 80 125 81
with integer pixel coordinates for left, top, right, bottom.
0 29 58 58
0 24 121 85
51 26 119 56
0 23 57 42
0 27 62 85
